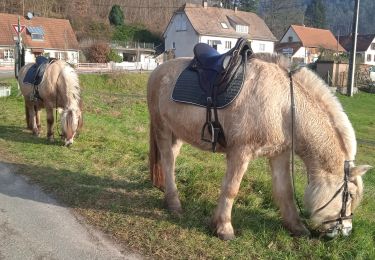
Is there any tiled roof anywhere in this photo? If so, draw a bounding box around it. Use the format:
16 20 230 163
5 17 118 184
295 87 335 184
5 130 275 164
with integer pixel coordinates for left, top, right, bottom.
182 3 277 41
0 13 79 50
337 34 375 52
289 25 345 51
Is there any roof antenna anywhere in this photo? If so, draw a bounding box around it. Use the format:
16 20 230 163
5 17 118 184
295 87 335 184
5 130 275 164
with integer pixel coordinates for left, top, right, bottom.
26 12 33 20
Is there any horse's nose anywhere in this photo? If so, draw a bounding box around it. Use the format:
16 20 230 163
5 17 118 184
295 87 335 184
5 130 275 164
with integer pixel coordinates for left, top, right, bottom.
341 226 352 236
325 227 339 238
65 139 73 147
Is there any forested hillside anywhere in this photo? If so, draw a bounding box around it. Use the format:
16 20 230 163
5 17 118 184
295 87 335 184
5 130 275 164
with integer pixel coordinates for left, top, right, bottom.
1 0 374 42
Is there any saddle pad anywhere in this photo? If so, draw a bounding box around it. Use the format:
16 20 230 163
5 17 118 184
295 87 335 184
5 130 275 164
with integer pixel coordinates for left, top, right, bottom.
172 64 245 108
23 58 49 85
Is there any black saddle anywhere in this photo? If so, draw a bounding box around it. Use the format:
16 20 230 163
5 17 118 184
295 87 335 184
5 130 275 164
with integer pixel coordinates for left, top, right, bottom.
173 37 252 152
23 56 56 101
192 38 251 97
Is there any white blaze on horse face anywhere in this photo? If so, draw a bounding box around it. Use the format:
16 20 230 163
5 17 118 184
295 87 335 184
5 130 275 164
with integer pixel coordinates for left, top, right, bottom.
61 109 80 146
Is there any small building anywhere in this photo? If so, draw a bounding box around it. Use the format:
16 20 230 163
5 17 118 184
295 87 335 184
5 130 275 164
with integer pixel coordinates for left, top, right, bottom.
163 1 277 58
111 41 157 70
0 13 79 64
276 25 345 64
0 82 11 97
338 34 375 66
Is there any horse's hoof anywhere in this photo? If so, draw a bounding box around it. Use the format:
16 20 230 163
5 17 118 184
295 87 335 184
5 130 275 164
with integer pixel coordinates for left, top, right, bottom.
48 137 55 143
164 201 182 216
33 131 40 137
290 225 311 237
164 195 182 214
210 219 235 240
217 231 236 241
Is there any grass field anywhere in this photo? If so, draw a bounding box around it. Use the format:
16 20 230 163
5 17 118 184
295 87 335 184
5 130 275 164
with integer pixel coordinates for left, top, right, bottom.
1 73 374 259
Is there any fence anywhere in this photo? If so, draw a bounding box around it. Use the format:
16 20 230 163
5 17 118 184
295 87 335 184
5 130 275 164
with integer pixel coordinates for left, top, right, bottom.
0 61 14 67
76 62 157 73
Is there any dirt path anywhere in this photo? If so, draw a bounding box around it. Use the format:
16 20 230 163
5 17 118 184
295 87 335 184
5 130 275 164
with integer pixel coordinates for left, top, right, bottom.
0 162 142 260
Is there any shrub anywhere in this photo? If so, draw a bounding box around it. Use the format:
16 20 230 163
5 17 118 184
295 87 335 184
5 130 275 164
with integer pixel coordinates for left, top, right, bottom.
86 43 110 63
107 49 123 63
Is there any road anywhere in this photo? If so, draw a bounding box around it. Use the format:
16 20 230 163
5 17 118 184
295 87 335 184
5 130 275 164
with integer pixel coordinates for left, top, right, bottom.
0 162 142 260
0 69 13 79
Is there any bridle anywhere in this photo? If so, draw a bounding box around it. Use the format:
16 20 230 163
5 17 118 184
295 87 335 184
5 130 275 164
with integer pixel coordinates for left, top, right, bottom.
314 160 353 232
288 70 353 235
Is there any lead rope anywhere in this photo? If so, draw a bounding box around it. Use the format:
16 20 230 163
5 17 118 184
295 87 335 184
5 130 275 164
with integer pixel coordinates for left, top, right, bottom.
289 70 304 216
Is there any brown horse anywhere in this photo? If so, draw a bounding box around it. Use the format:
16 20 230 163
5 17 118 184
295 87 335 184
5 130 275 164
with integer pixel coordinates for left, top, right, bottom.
18 60 83 146
147 54 372 239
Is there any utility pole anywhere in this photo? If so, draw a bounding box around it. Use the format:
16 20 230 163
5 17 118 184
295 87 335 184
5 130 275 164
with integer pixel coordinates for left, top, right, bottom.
347 0 360 97
15 16 22 79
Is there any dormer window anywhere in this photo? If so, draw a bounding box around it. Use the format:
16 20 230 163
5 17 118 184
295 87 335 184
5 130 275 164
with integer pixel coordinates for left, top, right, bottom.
227 16 249 34
221 22 228 29
235 25 248 34
27 26 44 41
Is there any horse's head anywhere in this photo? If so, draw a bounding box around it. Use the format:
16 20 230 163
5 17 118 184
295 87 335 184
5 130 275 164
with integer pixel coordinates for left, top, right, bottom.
305 163 372 238
61 108 82 146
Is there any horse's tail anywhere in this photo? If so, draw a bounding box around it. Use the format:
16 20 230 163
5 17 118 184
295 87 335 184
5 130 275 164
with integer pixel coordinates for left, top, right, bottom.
149 120 165 190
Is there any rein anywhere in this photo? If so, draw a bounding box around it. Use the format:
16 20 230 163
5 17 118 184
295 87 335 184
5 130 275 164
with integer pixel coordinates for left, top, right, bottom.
289 70 304 215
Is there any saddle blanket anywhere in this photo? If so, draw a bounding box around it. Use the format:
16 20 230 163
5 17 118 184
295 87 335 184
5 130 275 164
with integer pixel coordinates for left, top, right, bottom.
172 63 245 108
23 56 49 85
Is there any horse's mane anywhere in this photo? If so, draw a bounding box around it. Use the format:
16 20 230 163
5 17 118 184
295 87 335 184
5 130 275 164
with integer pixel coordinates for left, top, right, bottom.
250 53 356 160
61 62 81 110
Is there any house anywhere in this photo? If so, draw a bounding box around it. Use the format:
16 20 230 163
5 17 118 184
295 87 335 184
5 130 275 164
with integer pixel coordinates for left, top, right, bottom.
276 25 345 64
338 34 375 66
0 13 79 64
163 1 277 58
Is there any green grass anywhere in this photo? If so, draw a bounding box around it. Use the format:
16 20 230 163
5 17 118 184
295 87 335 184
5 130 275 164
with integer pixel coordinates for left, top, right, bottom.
0 74 374 259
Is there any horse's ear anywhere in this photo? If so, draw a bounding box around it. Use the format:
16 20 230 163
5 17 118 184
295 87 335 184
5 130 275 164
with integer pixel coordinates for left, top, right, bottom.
350 165 373 179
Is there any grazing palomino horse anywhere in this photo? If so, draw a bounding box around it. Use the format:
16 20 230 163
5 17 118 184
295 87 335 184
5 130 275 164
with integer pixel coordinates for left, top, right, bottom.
18 60 82 146
147 54 372 239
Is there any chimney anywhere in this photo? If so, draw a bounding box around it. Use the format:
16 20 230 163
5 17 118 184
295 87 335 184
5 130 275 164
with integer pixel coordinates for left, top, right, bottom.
202 0 208 9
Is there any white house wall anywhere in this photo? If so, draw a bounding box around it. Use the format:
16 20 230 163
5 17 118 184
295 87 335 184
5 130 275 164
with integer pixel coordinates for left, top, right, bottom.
251 40 274 53
164 12 199 57
292 47 308 63
364 38 375 65
23 49 79 64
199 35 239 54
280 27 300 43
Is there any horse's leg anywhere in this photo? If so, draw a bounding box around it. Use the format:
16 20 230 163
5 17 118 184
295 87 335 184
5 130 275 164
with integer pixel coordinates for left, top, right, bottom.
46 108 54 142
35 105 41 131
155 127 183 213
211 148 250 240
27 105 39 136
270 151 310 236
25 102 32 130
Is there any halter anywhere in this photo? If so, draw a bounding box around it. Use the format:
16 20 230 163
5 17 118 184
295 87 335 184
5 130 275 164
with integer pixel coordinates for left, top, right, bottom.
314 160 353 232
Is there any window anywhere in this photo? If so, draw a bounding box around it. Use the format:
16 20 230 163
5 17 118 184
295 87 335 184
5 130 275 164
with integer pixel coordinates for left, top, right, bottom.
56 52 66 60
371 43 375 50
259 43 266 52
367 54 371 62
236 25 248 34
27 26 44 41
221 22 228 29
175 15 187 31
4 49 14 60
208 40 221 50
288 36 293 42
225 41 232 49
172 42 176 49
